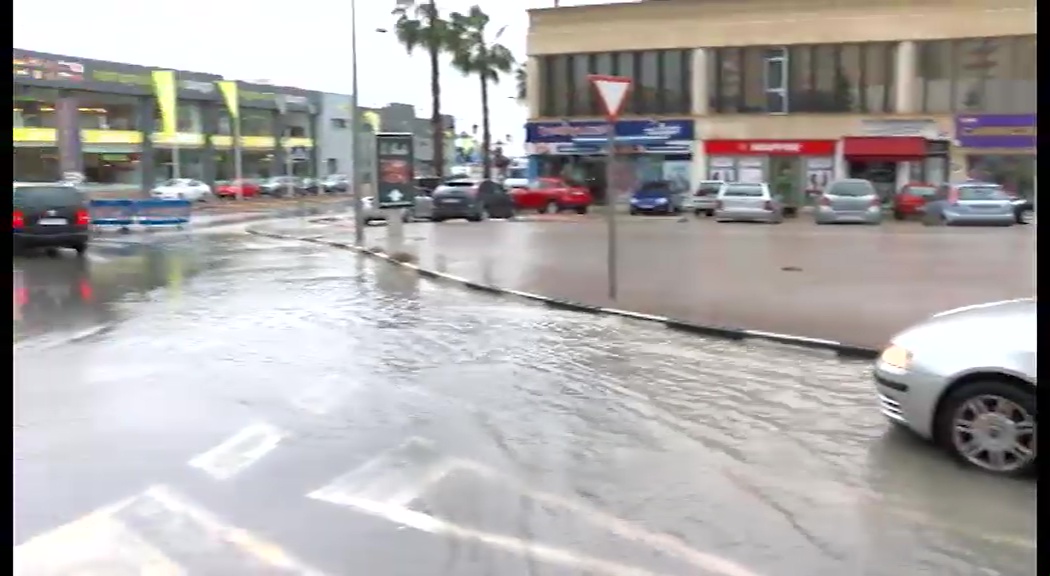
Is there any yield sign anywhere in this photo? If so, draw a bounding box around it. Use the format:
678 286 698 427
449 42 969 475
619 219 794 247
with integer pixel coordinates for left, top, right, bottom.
588 74 632 121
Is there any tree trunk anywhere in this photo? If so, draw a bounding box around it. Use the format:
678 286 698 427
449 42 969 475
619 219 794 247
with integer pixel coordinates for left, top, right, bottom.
480 73 492 180
428 0 444 178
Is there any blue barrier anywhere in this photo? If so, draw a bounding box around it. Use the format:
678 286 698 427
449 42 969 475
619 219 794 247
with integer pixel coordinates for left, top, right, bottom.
89 198 192 230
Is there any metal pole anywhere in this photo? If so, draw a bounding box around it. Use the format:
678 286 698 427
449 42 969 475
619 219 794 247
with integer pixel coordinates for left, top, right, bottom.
285 141 294 198
350 0 365 247
172 138 181 180
605 125 617 301
233 114 243 201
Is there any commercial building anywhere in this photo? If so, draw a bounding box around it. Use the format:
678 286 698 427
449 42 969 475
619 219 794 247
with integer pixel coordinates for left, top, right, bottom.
523 0 1036 203
14 49 321 189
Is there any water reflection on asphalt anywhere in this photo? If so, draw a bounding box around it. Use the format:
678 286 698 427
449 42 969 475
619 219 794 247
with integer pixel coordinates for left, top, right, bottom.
13 230 1035 576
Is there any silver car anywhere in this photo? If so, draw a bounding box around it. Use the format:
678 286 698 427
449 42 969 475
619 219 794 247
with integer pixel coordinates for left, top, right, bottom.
714 182 783 224
873 298 1036 477
685 180 723 217
815 178 882 224
923 182 1016 226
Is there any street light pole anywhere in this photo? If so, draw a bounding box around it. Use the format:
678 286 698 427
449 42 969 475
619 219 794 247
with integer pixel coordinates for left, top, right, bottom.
350 0 365 247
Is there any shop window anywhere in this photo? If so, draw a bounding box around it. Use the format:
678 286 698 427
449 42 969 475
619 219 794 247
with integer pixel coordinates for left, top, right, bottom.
241 109 274 137
13 86 60 128
283 112 312 138
863 42 894 113
83 153 140 184
967 155 1036 198
71 91 139 130
13 148 60 181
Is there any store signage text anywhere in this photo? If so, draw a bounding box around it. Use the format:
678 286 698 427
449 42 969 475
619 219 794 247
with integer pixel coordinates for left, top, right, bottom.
704 140 837 156
92 69 152 86
13 55 84 82
526 119 694 143
955 114 1036 149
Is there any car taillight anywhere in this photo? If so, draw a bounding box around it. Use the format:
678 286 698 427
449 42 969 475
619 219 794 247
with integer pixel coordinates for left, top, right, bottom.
15 287 28 307
715 200 723 210
819 196 831 206
13 210 24 229
79 279 94 301
871 196 881 207
763 200 773 211
76 208 90 226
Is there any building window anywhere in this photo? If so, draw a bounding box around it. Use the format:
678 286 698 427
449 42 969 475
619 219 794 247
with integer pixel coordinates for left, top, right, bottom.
330 118 347 129
661 50 686 115
546 55 570 117
570 54 593 116
717 42 896 114
918 36 1035 114
637 51 659 114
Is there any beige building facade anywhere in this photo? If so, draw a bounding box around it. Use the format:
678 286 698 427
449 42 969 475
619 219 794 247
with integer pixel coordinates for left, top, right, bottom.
524 0 1036 203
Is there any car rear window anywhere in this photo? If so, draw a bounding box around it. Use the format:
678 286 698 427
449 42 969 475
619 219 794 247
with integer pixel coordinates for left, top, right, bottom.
957 185 1008 200
905 186 937 197
636 182 671 198
827 181 875 197
442 180 475 188
13 186 84 209
695 182 722 196
722 184 764 197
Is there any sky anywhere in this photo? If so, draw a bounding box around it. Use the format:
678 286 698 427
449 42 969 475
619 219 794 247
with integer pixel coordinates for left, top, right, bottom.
13 0 635 157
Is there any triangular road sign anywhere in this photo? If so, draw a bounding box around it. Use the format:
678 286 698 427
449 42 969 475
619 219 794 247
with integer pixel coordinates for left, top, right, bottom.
588 75 632 120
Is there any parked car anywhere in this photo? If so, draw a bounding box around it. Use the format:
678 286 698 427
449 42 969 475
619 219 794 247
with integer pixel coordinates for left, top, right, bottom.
1009 194 1034 225
874 298 1036 477
214 179 261 199
150 178 212 202
814 178 882 225
628 181 683 215
360 196 415 225
431 179 515 222
508 177 592 214
300 178 322 195
893 182 938 220
714 182 784 224
685 180 723 217
414 176 442 195
13 182 91 255
259 176 303 196
922 182 1015 226
322 174 350 194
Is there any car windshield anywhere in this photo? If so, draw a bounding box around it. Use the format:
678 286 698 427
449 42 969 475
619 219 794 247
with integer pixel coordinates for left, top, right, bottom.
957 185 1009 201
635 183 670 198
507 168 527 179
723 184 764 197
13 186 83 209
538 180 562 190
827 181 874 197
695 182 722 196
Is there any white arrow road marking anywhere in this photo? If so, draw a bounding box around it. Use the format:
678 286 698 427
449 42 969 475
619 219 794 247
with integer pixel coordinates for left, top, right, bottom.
188 422 286 481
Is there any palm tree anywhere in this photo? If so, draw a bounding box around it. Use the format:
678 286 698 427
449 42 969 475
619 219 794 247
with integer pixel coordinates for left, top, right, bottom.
450 5 515 179
392 0 458 178
515 65 527 101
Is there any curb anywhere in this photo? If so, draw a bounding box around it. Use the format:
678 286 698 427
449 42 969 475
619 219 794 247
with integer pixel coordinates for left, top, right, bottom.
247 227 881 361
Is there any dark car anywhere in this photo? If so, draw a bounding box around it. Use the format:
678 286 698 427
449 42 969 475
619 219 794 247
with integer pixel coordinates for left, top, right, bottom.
431 179 515 222
1010 195 1034 224
259 176 303 196
13 182 91 255
628 181 682 215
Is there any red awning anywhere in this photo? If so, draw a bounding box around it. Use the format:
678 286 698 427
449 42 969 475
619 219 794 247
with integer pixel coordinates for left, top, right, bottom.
841 137 926 161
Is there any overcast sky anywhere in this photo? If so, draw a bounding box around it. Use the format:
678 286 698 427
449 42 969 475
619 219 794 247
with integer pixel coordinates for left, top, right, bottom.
13 0 634 156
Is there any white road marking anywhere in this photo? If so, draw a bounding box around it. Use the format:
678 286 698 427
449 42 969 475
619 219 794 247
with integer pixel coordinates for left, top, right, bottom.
307 437 449 506
15 485 325 576
188 422 286 480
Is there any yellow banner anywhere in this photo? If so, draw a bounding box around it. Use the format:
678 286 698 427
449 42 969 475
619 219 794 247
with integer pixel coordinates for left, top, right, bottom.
81 130 143 145
13 127 57 143
151 70 178 135
362 111 381 132
216 80 240 121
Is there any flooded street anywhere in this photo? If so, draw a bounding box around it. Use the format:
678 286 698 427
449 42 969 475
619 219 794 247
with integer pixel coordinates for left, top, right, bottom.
14 227 1035 576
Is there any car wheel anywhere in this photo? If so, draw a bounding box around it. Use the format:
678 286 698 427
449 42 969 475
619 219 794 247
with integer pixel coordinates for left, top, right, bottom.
575 206 588 215
72 242 88 256
893 210 906 221
432 217 445 223
1018 209 1033 225
936 379 1037 477
705 210 715 217
402 210 413 223
629 208 638 216
543 201 558 214
693 209 702 217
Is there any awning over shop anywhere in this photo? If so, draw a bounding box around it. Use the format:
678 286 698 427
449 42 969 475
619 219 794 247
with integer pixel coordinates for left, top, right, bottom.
841 136 926 162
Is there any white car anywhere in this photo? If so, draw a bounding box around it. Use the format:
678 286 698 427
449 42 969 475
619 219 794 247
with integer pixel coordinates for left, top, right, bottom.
150 178 212 202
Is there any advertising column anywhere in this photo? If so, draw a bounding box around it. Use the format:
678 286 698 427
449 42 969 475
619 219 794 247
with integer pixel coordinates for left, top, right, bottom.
54 94 83 181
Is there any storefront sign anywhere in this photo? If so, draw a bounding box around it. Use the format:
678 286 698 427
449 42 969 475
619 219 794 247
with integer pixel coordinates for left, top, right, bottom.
14 54 84 82
704 140 836 156
860 119 944 138
954 114 1036 148
526 142 693 156
525 119 694 143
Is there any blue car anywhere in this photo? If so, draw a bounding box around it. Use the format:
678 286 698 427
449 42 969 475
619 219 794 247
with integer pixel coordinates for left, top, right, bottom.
628 182 681 215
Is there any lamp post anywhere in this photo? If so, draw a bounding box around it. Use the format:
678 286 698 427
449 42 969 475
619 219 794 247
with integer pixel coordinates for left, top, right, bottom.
350 0 364 247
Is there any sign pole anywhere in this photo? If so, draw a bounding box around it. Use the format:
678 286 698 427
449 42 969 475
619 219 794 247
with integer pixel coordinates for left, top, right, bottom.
588 74 632 302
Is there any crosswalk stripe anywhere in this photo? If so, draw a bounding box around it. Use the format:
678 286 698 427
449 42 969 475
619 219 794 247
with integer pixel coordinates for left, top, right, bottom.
187 422 286 481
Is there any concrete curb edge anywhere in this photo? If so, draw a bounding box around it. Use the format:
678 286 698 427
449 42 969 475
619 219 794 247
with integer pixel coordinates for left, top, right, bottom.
247 227 881 361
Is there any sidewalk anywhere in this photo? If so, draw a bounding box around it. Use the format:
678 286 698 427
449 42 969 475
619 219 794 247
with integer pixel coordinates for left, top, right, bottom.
302 218 1034 350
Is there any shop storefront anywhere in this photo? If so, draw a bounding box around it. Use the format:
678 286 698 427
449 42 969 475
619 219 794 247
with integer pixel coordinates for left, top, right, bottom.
703 140 836 209
524 119 694 202
954 114 1036 199
840 136 949 201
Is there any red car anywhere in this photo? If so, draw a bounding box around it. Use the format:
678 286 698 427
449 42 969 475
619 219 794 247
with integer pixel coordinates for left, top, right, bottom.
892 182 938 220
508 177 593 214
215 179 261 199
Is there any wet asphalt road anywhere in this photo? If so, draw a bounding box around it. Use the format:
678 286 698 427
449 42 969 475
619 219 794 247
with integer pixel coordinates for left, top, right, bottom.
14 224 1035 576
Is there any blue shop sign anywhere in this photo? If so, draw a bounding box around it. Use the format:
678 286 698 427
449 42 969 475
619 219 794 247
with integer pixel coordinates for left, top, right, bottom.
525 119 694 143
